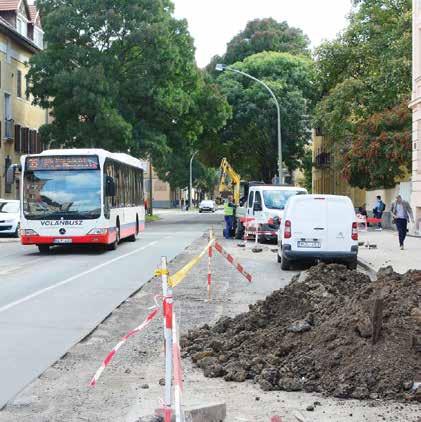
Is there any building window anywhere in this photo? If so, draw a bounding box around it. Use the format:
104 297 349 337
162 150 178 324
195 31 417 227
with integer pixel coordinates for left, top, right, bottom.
34 28 44 49
17 16 28 38
17 71 22 98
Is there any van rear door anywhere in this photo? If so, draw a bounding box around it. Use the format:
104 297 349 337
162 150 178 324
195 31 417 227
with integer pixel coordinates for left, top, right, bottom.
290 197 327 251
326 197 354 252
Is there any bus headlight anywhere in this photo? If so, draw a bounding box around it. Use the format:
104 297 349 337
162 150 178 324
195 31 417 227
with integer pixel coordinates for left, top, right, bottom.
88 228 108 235
21 229 39 236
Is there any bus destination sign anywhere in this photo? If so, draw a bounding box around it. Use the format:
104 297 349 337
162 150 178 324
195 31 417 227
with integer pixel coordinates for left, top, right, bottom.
26 156 100 171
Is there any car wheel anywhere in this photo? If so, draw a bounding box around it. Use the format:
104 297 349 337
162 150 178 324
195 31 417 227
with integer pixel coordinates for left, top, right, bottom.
14 223 20 238
281 256 291 270
277 253 282 263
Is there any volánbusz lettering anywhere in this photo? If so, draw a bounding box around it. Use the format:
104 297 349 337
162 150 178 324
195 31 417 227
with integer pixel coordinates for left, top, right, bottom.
40 220 83 226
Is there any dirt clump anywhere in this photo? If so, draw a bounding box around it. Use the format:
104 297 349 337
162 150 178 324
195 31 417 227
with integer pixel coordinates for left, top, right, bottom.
181 263 421 400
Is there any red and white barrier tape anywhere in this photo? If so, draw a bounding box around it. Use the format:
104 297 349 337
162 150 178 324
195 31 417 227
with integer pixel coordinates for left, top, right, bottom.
214 241 252 283
89 307 159 387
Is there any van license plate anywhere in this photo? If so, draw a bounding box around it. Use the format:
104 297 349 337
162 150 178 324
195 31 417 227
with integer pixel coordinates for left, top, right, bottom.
298 240 321 248
53 238 72 244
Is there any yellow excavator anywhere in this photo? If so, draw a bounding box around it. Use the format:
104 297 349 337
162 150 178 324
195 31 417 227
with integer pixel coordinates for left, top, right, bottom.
218 157 242 205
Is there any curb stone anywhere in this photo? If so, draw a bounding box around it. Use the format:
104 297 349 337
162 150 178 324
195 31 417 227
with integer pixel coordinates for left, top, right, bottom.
357 256 377 278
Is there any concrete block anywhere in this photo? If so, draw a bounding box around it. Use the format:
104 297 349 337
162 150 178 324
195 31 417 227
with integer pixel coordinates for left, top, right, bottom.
186 403 226 422
151 403 226 422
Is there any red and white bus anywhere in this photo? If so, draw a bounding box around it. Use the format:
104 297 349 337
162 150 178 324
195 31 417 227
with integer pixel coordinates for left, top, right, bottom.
16 149 145 253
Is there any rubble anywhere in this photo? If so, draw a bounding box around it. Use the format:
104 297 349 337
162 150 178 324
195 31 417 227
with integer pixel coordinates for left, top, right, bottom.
182 264 421 400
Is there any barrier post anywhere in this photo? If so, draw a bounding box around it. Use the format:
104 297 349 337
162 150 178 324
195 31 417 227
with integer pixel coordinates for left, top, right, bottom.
252 223 263 253
160 256 173 422
172 311 185 422
207 229 213 301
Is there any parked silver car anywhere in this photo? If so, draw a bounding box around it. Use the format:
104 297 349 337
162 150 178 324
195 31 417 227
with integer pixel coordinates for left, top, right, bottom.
0 199 20 237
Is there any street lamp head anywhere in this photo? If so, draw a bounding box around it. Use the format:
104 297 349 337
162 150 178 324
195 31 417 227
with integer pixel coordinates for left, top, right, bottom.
215 63 227 72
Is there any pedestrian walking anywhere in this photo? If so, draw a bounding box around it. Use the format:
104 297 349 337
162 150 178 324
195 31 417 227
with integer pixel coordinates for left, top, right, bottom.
372 195 386 230
391 195 414 250
223 195 236 239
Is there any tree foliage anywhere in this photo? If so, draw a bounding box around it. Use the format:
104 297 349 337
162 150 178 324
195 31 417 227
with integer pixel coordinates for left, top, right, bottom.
28 0 230 189
342 102 411 189
207 51 314 182
206 18 310 76
313 0 412 189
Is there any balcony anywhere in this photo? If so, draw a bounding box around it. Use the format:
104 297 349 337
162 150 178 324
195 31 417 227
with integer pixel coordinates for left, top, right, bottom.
4 119 14 141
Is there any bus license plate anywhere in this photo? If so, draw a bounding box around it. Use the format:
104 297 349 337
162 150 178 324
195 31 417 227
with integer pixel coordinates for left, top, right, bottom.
53 238 72 244
298 240 321 248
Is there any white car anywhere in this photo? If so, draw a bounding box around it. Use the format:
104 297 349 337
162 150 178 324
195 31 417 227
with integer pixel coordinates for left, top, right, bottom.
0 199 20 237
199 200 216 213
277 194 358 270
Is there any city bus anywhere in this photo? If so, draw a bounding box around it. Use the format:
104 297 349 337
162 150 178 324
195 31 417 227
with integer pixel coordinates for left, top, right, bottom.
13 149 145 253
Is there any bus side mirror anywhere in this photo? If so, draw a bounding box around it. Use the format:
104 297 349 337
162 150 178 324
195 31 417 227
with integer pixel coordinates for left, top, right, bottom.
105 176 116 197
6 164 20 185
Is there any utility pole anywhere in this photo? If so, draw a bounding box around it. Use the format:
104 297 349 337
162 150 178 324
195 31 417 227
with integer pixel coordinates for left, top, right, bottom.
148 159 153 216
189 151 198 209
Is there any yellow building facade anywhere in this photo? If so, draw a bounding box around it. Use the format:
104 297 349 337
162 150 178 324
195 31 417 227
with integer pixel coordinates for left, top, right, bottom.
312 130 366 207
0 0 46 199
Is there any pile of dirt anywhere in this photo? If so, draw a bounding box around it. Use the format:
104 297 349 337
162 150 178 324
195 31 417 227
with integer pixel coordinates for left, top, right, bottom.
181 264 421 401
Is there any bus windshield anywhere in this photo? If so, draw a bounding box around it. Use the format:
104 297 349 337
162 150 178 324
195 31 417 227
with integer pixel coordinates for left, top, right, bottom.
263 190 306 210
23 170 101 220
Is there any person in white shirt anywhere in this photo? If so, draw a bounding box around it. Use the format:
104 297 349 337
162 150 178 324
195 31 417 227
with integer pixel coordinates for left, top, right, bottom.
391 195 414 250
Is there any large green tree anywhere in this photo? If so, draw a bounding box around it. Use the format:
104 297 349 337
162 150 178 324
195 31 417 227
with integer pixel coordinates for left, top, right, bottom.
28 0 230 189
206 18 310 76
313 0 412 189
206 51 314 182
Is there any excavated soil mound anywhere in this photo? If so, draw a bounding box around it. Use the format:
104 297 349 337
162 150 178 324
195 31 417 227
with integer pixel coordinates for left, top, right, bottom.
181 264 421 400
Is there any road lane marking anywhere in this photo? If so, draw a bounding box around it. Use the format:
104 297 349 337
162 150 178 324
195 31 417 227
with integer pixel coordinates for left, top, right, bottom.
0 241 158 314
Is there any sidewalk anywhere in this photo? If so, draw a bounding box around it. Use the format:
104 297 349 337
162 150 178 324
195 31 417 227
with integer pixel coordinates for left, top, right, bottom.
358 230 421 273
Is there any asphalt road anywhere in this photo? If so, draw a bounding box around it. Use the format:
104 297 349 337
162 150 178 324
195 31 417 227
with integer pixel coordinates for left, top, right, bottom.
0 211 221 409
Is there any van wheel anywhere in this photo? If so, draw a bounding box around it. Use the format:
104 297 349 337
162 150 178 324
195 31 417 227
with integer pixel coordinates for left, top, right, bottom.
277 253 282 263
347 259 358 270
281 256 291 271
38 245 50 254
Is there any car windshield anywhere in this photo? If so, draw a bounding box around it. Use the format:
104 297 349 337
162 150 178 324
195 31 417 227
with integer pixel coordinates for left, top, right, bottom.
263 190 305 210
23 170 101 220
0 202 19 213
201 201 213 206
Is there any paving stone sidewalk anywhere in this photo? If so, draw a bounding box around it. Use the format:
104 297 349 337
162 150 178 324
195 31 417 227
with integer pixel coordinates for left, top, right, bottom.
358 230 421 273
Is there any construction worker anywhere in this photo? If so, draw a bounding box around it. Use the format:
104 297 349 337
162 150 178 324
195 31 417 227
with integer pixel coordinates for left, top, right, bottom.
223 195 236 239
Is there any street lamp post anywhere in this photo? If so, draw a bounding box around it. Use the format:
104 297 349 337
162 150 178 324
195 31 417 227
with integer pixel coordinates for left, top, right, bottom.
215 63 283 184
189 150 198 209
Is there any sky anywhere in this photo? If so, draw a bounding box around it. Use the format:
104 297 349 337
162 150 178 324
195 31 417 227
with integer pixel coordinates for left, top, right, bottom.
173 0 353 68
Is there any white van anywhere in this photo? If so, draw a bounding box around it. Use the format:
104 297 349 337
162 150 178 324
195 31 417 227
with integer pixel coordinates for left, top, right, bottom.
237 184 307 241
277 194 358 270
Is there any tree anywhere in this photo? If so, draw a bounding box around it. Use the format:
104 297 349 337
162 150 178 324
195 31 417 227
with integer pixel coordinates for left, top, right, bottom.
206 18 310 75
210 52 314 182
313 0 412 189
342 101 411 189
28 0 230 190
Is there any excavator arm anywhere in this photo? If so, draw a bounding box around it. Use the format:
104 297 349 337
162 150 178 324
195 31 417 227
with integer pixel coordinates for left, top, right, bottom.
219 158 241 205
